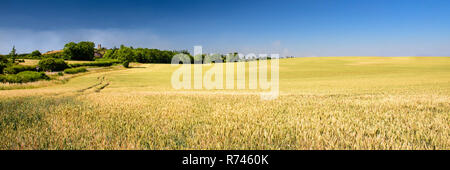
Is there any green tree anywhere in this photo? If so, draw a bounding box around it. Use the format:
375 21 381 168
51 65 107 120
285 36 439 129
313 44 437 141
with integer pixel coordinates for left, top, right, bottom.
101 45 184 64
0 55 9 74
63 41 95 60
9 46 17 63
103 48 118 59
38 58 68 71
30 50 42 57
0 55 8 64
122 61 130 68
116 45 135 67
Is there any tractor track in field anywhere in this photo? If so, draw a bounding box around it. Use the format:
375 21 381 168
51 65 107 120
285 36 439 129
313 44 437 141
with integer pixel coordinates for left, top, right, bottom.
77 75 105 92
77 75 110 93
95 82 110 92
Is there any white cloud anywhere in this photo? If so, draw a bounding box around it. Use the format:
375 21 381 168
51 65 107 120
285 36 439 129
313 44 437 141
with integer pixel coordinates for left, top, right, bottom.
0 28 170 54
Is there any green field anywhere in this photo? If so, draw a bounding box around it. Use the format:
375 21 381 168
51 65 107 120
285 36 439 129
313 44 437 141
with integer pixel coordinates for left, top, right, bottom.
1 57 449 149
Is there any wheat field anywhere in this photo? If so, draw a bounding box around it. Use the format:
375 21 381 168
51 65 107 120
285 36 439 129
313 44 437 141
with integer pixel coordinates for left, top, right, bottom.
0 57 449 150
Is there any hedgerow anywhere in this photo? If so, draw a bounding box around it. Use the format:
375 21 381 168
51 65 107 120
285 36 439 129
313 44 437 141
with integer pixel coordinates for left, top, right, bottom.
3 65 37 74
68 60 120 68
64 67 88 74
0 71 49 83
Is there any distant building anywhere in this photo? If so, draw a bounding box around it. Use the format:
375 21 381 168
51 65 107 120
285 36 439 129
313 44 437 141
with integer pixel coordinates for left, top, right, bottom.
94 52 103 58
94 43 105 58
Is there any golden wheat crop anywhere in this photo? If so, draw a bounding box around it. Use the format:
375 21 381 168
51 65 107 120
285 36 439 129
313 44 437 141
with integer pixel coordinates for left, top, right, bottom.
0 57 449 150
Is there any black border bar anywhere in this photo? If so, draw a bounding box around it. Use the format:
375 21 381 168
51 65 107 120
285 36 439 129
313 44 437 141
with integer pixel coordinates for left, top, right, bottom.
1 150 447 169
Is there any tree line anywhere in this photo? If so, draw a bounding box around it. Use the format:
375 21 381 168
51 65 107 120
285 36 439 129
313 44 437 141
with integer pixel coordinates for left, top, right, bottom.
2 41 284 69
3 41 187 64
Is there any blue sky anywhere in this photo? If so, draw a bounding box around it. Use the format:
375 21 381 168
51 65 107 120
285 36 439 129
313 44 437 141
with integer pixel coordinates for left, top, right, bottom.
1 0 450 56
